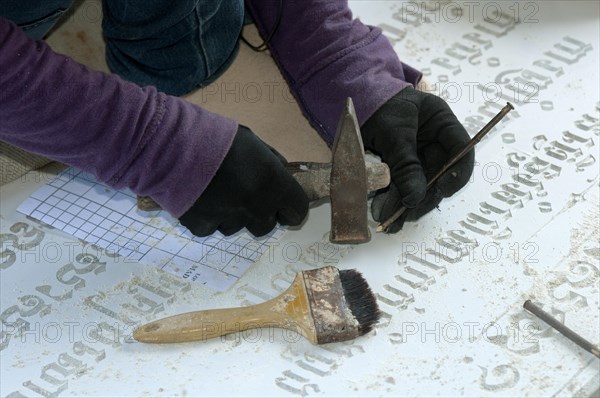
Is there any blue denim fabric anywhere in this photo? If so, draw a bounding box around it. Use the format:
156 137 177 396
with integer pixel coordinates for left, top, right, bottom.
1 0 244 96
102 0 244 96
0 0 74 40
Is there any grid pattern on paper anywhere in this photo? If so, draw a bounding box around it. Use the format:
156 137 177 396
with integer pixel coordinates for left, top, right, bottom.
17 168 285 291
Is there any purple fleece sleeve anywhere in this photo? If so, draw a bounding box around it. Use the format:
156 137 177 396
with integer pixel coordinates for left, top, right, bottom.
245 0 422 145
0 17 237 217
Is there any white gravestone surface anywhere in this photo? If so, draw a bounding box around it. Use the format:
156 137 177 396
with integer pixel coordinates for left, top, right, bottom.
1 1 599 397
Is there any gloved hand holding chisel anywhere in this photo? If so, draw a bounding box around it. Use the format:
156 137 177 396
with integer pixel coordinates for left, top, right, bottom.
361 87 475 233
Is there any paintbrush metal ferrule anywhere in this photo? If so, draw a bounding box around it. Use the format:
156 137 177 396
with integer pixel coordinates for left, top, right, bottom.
302 266 378 343
377 102 515 233
133 266 380 345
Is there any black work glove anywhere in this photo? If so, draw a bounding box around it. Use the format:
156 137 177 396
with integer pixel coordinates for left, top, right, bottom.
179 126 309 237
361 86 475 233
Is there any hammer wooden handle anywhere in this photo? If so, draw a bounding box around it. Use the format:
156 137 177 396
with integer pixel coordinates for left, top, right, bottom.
137 161 391 210
286 161 390 201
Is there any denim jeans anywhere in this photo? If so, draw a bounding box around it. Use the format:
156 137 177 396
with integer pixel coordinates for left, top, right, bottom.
0 0 245 96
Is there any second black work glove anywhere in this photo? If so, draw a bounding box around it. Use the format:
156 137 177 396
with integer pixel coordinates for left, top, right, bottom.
361 86 475 233
179 126 309 237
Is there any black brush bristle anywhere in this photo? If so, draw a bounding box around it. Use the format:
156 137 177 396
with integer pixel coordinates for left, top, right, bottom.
339 269 381 335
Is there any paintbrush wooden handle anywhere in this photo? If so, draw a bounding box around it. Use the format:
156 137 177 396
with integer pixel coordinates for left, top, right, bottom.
133 301 284 343
133 274 317 344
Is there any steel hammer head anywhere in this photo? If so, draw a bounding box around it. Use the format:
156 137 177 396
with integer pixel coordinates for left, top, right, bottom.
329 98 370 244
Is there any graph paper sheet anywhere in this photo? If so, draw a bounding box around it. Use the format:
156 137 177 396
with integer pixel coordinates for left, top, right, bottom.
16 168 285 291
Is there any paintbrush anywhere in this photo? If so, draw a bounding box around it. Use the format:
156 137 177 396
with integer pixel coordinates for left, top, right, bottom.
133 266 381 344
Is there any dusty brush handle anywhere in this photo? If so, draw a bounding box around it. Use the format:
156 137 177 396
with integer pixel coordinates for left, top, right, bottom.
287 161 390 201
134 301 290 344
137 161 391 210
134 274 318 344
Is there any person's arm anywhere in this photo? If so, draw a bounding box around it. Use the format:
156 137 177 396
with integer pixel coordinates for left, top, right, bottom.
245 0 422 146
0 16 236 217
1 16 308 237
245 1 474 232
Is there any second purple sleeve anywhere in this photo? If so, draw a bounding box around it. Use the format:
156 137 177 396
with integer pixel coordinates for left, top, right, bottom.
245 0 422 145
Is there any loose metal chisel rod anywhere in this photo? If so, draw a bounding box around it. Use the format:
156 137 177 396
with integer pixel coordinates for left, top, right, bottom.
377 102 515 233
523 300 600 359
